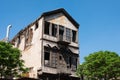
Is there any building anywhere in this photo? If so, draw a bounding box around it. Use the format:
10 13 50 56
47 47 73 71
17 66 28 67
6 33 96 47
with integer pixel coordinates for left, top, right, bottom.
11 8 80 80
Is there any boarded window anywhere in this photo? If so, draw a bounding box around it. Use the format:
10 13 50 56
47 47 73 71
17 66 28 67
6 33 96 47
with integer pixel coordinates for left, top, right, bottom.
59 25 64 40
29 29 33 43
51 51 57 68
72 57 77 71
24 29 29 48
72 30 76 42
24 29 33 49
44 21 50 35
66 28 71 41
44 46 50 66
52 23 57 37
17 36 21 47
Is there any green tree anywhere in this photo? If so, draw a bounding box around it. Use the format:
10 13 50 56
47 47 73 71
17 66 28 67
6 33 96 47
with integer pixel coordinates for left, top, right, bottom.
76 51 120 80
76 64 85 80
0 41 27 79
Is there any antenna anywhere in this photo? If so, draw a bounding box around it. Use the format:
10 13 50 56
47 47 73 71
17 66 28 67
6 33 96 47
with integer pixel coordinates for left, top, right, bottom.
6 25 12 42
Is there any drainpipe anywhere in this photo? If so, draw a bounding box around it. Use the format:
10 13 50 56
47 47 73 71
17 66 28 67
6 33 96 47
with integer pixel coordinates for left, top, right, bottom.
6 25 12 42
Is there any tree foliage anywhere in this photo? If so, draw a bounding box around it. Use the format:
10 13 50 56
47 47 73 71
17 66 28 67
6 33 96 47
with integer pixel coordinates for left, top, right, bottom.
76 64 85 80
76 51 120 80
0 41 27 79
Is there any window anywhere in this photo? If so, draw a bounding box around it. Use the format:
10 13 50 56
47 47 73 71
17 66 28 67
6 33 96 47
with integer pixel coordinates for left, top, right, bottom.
44 21 50 35
24 29 33 49
72 57 77 71
29 29 33 43
35 22 38 30
66 28 71 41
69 57 72 68
17 36 21 47
24 29 29 48
76 58 78 69
66 56 71 68
44 46 50 66
59 26 64 40
59 55 62 60
51 52 57 68
72 30 76 42
25 38 28 48
52 23 57 37
66 57 69 68
44 52 50 60
59 25 64 35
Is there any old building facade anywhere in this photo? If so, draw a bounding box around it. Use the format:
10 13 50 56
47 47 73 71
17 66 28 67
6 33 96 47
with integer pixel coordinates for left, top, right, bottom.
11 8 80 80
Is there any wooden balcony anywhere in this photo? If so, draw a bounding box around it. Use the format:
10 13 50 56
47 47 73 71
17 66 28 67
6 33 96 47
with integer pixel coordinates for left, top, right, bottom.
57 67 71 75
57 35 71 44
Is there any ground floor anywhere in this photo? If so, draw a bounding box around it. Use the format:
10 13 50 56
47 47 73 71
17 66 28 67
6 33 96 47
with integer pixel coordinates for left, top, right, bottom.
38 73 80 80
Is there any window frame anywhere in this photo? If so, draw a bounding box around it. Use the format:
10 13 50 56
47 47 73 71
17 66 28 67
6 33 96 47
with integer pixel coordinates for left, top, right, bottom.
72 30 77 42
44 46 50 66
66 28 71 42
44 21 50 35
52 23 57 37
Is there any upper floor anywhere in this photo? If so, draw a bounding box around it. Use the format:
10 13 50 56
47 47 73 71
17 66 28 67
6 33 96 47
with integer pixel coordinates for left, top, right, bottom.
43 9 79 47
11 8 79 51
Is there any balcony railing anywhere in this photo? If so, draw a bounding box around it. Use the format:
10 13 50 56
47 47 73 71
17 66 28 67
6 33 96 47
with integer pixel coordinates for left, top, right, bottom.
44 60 50 67
57 35 71 44
57 67 71 75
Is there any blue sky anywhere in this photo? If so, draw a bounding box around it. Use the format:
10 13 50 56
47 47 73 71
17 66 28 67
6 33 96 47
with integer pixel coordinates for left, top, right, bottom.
0 0 120 63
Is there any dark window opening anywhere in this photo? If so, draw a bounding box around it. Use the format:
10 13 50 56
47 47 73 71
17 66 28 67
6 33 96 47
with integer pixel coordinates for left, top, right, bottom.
66 57 70 68
59 55 62 60
72 30 76 42
66 28 71 41
35 22 38 30
59 25 64 35
59 26 64 40
72 57 77 71
44 46 50 66
69 57 72 68
44 21 50 35
44 52 50 60
52 23 57 37
76 58 78 69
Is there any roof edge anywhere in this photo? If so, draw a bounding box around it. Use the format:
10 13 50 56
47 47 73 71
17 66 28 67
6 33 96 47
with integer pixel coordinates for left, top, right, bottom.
41 8 79 28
